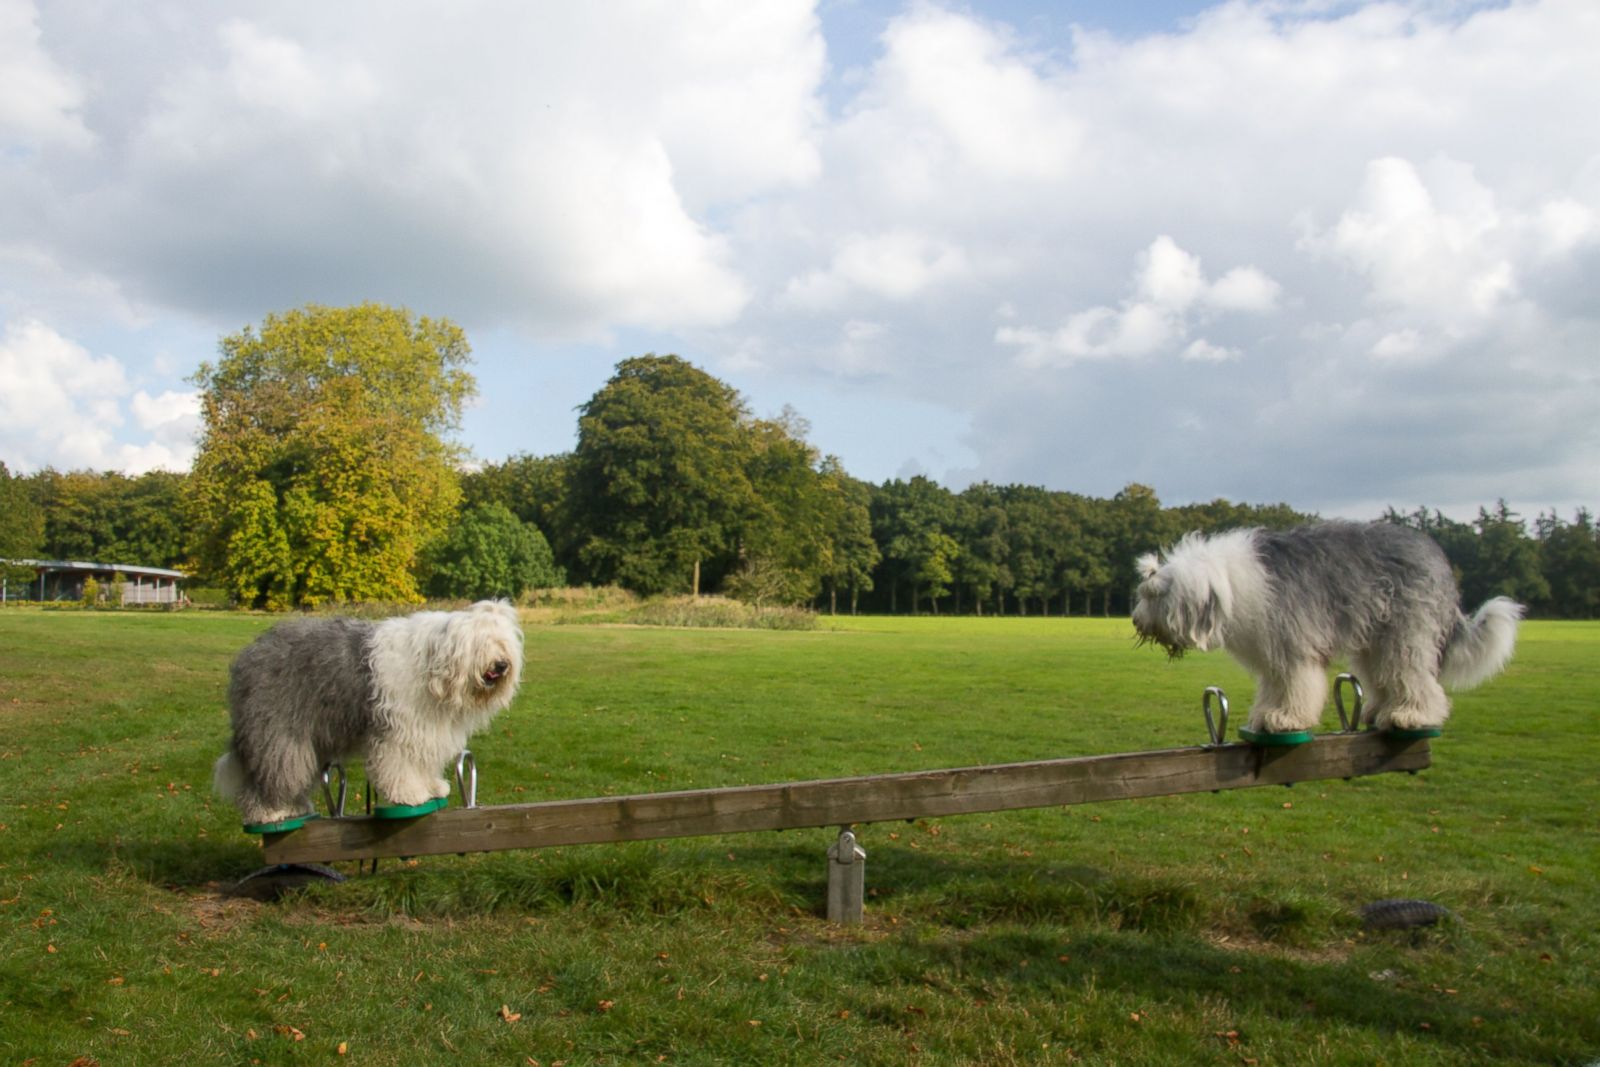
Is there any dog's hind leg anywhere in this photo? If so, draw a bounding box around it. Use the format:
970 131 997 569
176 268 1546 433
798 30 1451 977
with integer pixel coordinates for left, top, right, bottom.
1358 634 1450 730
1248 662 1327 733
237 739 321 824
1373 664 1450 730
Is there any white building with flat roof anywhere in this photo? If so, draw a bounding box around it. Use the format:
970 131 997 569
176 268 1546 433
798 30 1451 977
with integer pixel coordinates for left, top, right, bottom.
1 559 187 605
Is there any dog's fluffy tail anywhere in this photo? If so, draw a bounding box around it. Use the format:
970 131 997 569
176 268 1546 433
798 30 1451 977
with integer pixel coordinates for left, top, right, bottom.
1440 597 1525 690
212 749 246 800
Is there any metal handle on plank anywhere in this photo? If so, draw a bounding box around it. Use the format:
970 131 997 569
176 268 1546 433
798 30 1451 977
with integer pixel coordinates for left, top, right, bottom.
454 750 478 809
1335 673 1365 732
1203 686 1229 746
320 761 348 817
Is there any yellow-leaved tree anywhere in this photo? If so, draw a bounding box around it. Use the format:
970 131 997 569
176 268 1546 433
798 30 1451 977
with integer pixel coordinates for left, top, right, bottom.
187 303 474 609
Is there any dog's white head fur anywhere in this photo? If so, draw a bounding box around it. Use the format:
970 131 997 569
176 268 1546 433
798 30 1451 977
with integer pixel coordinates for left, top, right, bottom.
1132 529 1261 657
371 599 525 721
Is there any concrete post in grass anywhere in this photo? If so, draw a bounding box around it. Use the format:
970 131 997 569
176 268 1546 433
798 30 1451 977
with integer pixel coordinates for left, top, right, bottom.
827 828 866 924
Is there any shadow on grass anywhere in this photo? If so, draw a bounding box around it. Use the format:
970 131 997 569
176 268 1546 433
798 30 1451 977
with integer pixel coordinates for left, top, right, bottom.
30 833 265 887
835 926 1557 1061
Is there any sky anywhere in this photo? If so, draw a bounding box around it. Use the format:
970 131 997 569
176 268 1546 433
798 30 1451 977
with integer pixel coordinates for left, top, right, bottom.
1 0 1596 522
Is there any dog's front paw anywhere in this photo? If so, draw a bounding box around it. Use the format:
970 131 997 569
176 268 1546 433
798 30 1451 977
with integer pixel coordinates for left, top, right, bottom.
1249 706 1320 734
430 777 451 799
382 782 433 806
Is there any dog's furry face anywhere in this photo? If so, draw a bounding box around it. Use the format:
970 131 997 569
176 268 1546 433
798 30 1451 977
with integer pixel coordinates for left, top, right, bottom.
1131 534 1239 658
417 599 525 712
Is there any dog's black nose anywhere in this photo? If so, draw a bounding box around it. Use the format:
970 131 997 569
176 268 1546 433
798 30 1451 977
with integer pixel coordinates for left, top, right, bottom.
493 660 509 674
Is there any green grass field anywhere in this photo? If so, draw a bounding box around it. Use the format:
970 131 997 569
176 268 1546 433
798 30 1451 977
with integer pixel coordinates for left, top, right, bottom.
2 609 1596 1065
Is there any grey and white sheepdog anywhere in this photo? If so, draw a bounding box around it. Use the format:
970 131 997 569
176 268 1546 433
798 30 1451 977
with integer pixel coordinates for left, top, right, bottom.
1132 522 1523 733
213 600 524 824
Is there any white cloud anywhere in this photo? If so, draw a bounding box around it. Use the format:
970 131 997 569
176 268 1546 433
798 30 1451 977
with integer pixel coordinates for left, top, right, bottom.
0 319 196 474
3 0 1598 515
781 231 971 309
864 9 1082 183
0 0 93 149
1136 236 1207 310
997 235 1281 367
0 319 126 470
1304 156 1520 323
1181 339 1240 363
1370 328 1428 363
1206 267 1282 313
5 2 828 336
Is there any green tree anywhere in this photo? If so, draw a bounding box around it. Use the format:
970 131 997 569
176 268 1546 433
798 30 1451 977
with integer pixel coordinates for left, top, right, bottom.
1470 502 1549 607
0 461 44 559
953 484 1008 615
1536 509 1600 618
423 503 561 601
568 355 755 596
914 530 961 612
1103 483 1171 615
31 469 189 567
819 458 878 615
871 477 958 614
998 484 1053 615
727 411 834 605
187 303 473 608
463 452 577 575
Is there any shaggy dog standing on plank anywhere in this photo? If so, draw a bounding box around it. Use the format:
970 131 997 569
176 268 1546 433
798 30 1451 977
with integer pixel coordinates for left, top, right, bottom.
1132 522 1522 734
214 600 523 825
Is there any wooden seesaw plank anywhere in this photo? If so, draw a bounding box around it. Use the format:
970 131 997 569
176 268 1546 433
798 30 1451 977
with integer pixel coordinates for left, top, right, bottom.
261 732 1430 865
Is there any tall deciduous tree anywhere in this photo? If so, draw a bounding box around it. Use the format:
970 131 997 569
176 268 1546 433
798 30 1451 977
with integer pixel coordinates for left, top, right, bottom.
0 461 44 559
728 411 835 605
872 476 958 614
568 355 755 595
1536 509 1600 618
820 458 879 615
30 469 188 567
187 303 473 609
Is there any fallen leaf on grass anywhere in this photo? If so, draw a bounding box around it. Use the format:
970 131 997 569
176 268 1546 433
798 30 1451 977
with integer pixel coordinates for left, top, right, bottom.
499 1005 522 1023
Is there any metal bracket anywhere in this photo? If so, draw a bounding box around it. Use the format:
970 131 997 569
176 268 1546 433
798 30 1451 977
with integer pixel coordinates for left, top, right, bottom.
1335 673 1366 732
1203 686 1229 746
320 762 347 818
455 750 478 809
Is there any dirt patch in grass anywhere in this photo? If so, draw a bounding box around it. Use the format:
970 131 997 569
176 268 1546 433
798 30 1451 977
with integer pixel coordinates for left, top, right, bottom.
1201 927 1356 966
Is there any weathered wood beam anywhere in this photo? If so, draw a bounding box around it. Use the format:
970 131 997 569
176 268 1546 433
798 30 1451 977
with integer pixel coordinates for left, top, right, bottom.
261 732 1430 865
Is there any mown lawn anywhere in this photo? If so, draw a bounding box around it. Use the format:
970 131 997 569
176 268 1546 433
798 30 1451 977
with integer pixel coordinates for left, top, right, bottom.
1 608 1595 1065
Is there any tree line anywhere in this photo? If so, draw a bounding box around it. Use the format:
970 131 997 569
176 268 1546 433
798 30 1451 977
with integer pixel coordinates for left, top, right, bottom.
2 303 1595 617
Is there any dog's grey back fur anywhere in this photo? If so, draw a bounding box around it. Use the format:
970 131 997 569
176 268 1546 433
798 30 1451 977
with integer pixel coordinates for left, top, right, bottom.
226 617 379 812
1251 522 1460 669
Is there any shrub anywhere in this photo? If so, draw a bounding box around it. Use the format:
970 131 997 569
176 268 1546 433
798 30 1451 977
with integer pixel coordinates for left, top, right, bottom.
625 595 816 631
